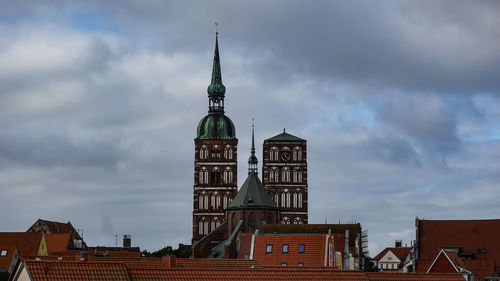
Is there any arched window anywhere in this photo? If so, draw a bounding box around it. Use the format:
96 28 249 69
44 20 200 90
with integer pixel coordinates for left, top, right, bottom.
199 217 209 235
199 145 208 160
270 167 278 183
211 193 216 209
224 145 233 160
216 193 221 209
270 147 278 161
267 215 273 224
248 213 256 234
298 192 303 208
211 145 221 160
211 167 220 184
293 217 303 224
293 146 302 161
282 167 290 183
281 189 290 208
293 168 302 183
223 193 228 209
231 213 237 231
293 192 298 208
199 167 208 184
198 192 208 210
273 192 280 206
211 217 220 231
223 167 233 184
281 216 291 224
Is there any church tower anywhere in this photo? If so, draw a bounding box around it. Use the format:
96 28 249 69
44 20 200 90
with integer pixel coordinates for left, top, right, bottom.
192 33 238 244
262 130 308 224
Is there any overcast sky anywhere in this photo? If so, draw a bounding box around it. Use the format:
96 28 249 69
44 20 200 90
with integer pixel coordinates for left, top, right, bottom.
1 0 499 256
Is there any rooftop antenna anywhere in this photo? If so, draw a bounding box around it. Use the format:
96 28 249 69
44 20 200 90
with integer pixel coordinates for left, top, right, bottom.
114 235 118 247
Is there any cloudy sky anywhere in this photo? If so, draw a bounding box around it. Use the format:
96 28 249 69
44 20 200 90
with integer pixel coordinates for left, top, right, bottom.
1 0 499 255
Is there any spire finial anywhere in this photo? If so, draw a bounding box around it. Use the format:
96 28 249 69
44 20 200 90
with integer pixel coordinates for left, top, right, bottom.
248 119 258 174
215 22 218 35
207 25 226 113
283 128 286 133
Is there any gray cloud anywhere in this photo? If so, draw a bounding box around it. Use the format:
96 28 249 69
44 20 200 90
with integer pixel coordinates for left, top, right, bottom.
1 0 500 256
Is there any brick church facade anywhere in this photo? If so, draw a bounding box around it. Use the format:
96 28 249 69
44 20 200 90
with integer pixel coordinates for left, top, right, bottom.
192 33 308 246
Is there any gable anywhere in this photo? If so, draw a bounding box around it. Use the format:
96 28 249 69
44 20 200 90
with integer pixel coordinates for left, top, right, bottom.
427 251 458 273
380 250 401 263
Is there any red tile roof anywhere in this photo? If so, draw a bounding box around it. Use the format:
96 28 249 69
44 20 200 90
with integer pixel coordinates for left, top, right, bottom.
250 234 331 267
418 219 500 261
0 244 17 272
24 260 130 281
374 247 412 261
261 224 360 247
417 219 500 280
176 258 262 269
16 259 466 281
29 219 78 235
45 233 70 253
0 233 43 256
238 233 253 259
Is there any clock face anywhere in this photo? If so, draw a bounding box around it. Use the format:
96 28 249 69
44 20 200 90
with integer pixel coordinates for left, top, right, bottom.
281 151 291 162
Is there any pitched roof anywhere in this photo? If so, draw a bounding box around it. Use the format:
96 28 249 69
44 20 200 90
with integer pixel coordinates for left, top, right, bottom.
45 233 71 253
0 233 43 256
417 219 500 261
28 219 78 235
228 172 277 209
249 233 330 267
265 130 304 142
0 244 17 273
177 258 262 269
374 247 412 261
23 260 130 281
261 224 360 247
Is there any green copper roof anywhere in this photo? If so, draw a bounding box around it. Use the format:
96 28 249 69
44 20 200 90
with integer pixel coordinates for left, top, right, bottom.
207 34 226 98
266 129 305 141
228 172 277 210
196 114 236 139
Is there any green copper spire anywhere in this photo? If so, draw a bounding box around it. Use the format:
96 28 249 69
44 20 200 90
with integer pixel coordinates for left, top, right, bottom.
207 31 226 113
248 119 258 174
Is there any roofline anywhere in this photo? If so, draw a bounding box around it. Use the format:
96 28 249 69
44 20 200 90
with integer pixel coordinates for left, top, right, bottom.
426 249 459 274
226 206 279 211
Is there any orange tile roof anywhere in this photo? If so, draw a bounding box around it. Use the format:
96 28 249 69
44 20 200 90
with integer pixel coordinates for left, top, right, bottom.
176 258 262 269
17 259 466 281
0 244 17 272
238 233 253 259
0 233 43 256
250 234 330 267
45 233 70 253
31 219 78 235
261 224 360 247
24 260 130 281
129 268 367 281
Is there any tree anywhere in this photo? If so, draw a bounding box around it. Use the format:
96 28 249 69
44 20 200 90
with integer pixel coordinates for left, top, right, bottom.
364 257 379 272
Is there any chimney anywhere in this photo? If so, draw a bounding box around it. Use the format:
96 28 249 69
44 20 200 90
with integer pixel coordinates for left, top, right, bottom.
123 234 131 248
395 240 402 248
162 256 177 268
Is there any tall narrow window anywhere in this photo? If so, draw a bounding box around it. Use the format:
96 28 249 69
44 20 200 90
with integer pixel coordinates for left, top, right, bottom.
293 168 302 183
199 145 208 160
298 192 303 208
293 147 302 161
270 147 278 161
293 192 298 208
248 213 256 234
282 167 290 183
224 145 233 160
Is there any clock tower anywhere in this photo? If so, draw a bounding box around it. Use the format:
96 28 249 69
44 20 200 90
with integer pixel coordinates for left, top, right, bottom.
262 129 308 224
192 33 238 244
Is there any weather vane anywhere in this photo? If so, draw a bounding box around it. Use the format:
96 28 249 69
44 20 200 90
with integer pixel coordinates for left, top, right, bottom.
215 22 219 35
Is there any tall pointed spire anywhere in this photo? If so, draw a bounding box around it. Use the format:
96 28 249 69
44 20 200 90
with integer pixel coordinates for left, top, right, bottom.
207 23 226 113
248 119 258 174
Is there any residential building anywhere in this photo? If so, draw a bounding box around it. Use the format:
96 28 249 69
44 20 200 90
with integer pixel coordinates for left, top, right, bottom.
374 240 412 271
427 249 475 281
27 219 85 249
